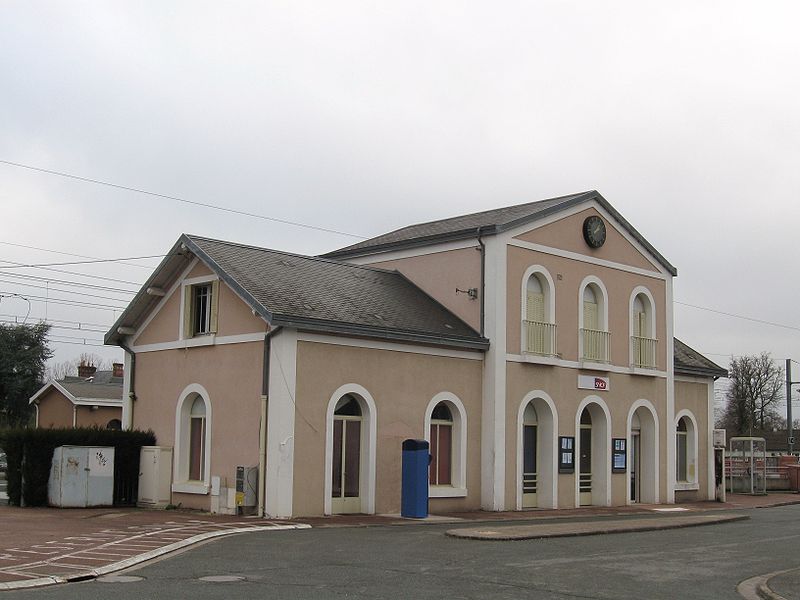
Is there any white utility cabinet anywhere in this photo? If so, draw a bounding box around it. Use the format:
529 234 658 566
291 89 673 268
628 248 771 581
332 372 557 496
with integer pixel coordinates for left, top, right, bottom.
48 446 115 507
138 446 173 508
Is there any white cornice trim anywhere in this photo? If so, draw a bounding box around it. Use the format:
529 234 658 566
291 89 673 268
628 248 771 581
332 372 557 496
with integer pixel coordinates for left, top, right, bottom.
296 332 484 361
73 399 124 407
506 354 668 378
503 198 668 275
508 239 667 280
343 239 480 265
132 333 267 353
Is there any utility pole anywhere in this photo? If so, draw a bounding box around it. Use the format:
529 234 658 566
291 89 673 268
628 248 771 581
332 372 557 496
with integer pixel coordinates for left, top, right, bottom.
787 359 792 453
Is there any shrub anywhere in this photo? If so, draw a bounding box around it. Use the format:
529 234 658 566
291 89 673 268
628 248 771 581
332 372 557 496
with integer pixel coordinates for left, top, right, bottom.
0 427 156 506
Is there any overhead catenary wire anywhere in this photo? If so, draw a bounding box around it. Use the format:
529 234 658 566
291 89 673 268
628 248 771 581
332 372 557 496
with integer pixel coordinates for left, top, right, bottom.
0 258 144 286
0 270 138 294
0 291 128 312
0 312 110 330
0 159 367 240
0 240 158 270
0 253 166 270
0 277 135 303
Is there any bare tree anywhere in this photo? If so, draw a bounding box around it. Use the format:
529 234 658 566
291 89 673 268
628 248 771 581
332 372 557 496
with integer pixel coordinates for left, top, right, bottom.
45 353 114 381
719 353 784 434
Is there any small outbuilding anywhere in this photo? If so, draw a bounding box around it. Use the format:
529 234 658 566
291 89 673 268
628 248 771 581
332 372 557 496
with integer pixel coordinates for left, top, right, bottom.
30 364 124 430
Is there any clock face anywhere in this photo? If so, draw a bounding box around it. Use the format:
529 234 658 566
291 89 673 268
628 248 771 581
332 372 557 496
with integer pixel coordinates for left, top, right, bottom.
583 216 606 248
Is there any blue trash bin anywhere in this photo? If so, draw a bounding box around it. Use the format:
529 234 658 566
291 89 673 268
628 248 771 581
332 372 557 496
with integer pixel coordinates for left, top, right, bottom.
401 439 429 518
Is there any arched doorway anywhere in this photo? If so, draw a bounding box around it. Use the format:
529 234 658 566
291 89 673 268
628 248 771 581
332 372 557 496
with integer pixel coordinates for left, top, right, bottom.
628 402 659 504
331 394 363 514
576 400 610 507
517 393 557 509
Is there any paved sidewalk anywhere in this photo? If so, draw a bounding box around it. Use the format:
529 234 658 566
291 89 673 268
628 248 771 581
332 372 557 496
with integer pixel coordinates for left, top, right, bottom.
445 513 748 540
0 506 307 591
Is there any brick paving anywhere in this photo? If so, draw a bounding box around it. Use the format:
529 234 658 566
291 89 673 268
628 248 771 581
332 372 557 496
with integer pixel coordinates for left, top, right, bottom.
0 507 306 589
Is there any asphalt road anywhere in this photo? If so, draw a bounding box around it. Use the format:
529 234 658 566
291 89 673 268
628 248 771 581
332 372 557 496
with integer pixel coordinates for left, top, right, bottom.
7 505 800 600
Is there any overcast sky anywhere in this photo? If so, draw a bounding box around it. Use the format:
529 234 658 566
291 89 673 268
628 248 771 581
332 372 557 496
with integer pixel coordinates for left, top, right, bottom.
1 2 798 407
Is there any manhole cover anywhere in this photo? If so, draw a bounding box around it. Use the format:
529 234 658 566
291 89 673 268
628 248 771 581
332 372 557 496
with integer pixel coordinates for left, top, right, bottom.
97 575 144 583
199 576 245 583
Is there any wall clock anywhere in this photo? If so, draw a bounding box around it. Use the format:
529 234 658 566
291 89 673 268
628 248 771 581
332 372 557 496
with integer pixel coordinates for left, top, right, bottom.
582 216 606 248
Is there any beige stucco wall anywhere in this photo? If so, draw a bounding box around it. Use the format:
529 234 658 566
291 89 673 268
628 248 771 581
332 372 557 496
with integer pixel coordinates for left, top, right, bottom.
75 405 122 428
134 259 267 347
133 341 265 510
674 378 712 502
514 207 660 273
292 341 484 517
506 244 668 369
36 388 75 428
369 246 482 332
506 362 668 509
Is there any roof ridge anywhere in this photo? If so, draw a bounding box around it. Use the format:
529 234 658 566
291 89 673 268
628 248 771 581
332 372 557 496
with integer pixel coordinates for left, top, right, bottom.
336 191 594 244
185 234 402 276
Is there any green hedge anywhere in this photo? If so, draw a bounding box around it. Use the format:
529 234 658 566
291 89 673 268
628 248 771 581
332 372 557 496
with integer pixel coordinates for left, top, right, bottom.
0 427 156 507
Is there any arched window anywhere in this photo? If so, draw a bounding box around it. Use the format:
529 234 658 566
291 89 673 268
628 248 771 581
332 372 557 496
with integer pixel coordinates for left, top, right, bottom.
676 417 690 482
630 288 657 368
173 385 212 494
579 278 609 363
106 419 122 431
522 267 556 356
429 403 453 485
424 393 468 497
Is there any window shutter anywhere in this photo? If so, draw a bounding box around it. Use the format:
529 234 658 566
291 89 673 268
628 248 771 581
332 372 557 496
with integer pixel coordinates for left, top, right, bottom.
209 280 220 334
583 301 598 330
183 285 193 338
526 292 545 323
637 311 647 338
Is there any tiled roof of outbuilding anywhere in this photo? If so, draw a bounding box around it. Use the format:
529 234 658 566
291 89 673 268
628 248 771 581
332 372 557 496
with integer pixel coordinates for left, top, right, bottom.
674 338 728 378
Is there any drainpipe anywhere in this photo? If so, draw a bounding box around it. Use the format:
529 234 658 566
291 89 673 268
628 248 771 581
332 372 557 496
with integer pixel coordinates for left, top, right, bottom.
477 227 486 336
258 333 272 517
118 341 136 430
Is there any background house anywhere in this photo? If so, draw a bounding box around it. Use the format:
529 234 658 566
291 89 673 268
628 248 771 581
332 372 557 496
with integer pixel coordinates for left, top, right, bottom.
30 363 124 430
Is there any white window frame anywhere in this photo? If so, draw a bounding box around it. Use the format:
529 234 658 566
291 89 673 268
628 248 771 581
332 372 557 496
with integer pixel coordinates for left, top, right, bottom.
424 392 468 498
173 383 212 494
674 410 699 489
323 383 377 516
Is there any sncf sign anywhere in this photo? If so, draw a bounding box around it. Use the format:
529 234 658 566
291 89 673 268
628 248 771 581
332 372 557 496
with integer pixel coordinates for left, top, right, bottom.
578 375 610 391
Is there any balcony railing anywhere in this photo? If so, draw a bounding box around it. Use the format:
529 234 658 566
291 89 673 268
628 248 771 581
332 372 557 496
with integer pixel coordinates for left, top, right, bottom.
524 321 557 356
580 328 610 363
631 336 658 368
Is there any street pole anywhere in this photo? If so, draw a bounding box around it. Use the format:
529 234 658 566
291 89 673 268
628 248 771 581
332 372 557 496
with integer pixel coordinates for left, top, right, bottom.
787 359 795 455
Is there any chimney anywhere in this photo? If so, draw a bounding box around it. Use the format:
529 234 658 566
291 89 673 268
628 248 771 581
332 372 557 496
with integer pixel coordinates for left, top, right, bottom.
78 361 97 379
112 363 124 378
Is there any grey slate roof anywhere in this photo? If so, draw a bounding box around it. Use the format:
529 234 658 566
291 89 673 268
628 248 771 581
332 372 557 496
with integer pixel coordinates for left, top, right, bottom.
674 338 727 378
188 235 487 348
57 371 122 402
105 235 488 350
323 190 677 276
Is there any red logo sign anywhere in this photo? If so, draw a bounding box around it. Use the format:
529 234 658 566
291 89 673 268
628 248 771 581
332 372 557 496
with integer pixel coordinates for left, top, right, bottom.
594 378 607 390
